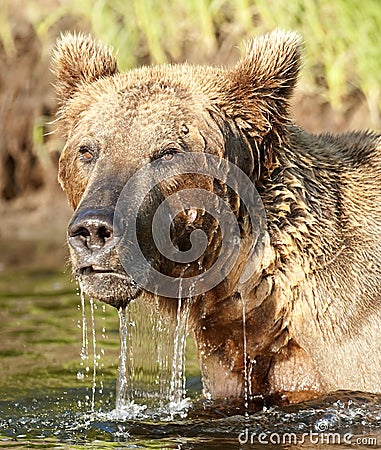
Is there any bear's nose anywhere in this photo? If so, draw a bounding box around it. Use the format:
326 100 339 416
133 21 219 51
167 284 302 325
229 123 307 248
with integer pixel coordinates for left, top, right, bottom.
68 207 114 252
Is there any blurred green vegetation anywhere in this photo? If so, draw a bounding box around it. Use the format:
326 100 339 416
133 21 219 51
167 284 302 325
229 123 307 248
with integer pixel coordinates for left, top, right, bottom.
48 0 381 124
0 0 380 204
2 0 381 124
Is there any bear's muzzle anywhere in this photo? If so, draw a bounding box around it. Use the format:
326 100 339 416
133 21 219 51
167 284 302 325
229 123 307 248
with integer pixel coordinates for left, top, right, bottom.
68 206 140 308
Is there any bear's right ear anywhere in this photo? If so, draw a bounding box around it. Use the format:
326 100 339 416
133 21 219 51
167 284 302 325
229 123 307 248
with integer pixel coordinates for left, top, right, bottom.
209 30 302 171
52 32 118 106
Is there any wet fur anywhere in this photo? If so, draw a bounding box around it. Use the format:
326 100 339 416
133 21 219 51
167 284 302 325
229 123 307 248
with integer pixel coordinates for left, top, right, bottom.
53 30 381 403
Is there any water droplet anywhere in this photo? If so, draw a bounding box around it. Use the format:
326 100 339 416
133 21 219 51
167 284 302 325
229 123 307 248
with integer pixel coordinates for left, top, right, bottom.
77 371 84 380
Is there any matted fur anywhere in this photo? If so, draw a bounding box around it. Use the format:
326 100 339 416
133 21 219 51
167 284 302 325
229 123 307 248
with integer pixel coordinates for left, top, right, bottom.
53 30 381 404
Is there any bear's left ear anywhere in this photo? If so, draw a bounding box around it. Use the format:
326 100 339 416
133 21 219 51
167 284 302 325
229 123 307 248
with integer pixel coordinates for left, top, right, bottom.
216 30 302 165
52 32 118 107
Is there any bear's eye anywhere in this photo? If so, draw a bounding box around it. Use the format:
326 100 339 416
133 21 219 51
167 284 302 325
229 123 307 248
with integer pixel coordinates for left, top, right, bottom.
79 145 95 162
154 148 178 162
162 151 175 161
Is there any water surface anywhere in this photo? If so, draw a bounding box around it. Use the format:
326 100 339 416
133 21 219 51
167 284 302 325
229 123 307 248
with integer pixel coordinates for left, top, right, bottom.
0 268 380 449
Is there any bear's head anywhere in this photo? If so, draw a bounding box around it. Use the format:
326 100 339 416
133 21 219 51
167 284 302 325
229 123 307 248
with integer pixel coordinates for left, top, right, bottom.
52 30 301 309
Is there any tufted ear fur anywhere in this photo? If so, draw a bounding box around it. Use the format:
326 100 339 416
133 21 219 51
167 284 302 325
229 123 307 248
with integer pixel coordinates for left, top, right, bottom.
216 30 302 170
51 32 118 107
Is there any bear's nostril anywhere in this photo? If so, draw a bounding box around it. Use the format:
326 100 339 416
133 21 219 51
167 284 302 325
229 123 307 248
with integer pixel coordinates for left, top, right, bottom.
69 226 90 238
98 226 112 240
68 208 114 252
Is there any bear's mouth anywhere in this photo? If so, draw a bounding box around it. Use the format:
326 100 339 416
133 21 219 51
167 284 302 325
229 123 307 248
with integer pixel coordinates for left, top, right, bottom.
76 265 141 308
79 265 128 278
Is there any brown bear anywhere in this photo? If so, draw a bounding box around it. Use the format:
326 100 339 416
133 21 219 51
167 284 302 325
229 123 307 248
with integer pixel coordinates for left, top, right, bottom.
52 30 381 405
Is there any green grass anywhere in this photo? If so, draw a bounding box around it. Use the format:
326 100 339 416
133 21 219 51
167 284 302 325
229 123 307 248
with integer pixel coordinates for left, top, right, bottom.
253 0 381 121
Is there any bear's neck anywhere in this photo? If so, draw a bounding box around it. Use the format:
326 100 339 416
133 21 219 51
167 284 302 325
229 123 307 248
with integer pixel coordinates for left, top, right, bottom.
187 126 348 402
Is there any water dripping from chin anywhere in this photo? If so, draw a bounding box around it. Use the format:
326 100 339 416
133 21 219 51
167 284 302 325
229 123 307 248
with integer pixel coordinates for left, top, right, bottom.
111 294 193 421
76 280 105 413
168 295 192 419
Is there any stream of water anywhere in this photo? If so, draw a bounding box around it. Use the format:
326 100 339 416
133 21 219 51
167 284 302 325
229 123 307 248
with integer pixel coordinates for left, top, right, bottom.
110 294 192 422
1 269 381 449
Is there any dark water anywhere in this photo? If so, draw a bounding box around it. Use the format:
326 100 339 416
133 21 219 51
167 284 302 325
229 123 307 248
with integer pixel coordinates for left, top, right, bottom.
0 269 381 449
